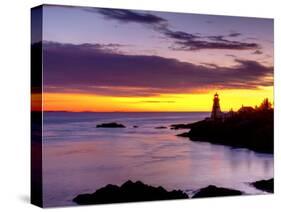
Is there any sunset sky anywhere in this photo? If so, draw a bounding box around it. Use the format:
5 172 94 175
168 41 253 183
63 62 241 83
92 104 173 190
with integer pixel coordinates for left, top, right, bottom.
37 5 273 112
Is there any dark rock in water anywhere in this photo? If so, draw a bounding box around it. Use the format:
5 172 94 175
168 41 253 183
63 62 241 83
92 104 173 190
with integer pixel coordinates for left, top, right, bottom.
133 125 138 128
170 124 191 130
155 126 167 129
96 122 126 128
251 178 273 193
192 185 243 198
73 180 188 205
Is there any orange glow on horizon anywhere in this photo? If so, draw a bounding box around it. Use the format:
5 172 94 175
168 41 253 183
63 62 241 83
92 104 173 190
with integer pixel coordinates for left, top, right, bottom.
42 86 273 112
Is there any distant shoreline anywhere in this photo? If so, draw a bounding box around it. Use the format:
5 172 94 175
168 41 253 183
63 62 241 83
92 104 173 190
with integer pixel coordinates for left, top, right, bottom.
42 111 211 113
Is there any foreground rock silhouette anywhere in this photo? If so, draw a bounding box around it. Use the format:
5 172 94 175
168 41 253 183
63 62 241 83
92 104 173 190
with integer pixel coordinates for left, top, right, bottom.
251 178 273 193
73 180 188 205
172 109 273 154
96 122 126 128
193 185 243 198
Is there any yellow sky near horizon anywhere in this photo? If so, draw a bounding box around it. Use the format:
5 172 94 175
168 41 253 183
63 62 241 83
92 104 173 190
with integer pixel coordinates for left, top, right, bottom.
35 86 273 112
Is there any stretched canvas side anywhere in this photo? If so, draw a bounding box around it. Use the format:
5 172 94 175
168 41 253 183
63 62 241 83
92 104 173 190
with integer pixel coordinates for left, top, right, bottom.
31 5 43 208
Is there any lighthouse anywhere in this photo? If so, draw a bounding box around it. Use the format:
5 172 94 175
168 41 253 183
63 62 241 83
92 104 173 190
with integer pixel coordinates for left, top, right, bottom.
211 93 222 120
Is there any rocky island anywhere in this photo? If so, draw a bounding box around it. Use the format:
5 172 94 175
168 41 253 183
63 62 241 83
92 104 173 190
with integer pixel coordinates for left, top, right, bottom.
96 122 126 128
155 126 167 129
172 95 273 154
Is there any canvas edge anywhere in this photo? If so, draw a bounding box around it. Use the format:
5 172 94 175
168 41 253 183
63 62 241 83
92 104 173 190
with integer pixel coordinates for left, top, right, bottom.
31 5 43 208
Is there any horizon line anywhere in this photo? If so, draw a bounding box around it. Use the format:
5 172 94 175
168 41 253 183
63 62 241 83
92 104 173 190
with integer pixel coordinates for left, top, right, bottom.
41 110 213 113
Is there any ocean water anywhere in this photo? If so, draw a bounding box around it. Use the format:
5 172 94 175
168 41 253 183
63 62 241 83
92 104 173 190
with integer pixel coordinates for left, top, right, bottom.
42 112 273 207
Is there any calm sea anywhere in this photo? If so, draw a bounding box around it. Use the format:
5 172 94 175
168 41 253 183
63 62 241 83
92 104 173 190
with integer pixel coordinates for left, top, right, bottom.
42 112 273 207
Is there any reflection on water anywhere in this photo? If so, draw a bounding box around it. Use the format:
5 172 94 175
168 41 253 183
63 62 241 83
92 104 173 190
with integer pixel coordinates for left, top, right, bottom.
42 112 273 207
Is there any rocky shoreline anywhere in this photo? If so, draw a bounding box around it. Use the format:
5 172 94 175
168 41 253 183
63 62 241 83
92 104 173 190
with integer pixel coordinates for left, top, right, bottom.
73 179 273 205
251 178 274 193
171 109 273 154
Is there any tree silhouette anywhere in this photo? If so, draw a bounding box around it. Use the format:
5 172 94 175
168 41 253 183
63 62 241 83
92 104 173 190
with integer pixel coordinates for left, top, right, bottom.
259 98 272 111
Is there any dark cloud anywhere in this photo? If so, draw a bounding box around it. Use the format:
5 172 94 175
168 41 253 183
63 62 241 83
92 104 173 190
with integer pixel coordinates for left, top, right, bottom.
42 42 272 96
165 31 260 51
86 8 167 25
208 35 227 42
228 32 242 37
163 29 199 40
169 39 259 51
85 8 260 52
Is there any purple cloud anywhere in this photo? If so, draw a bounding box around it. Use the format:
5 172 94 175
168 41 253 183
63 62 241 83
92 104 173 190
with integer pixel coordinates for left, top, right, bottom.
42 42 273 96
